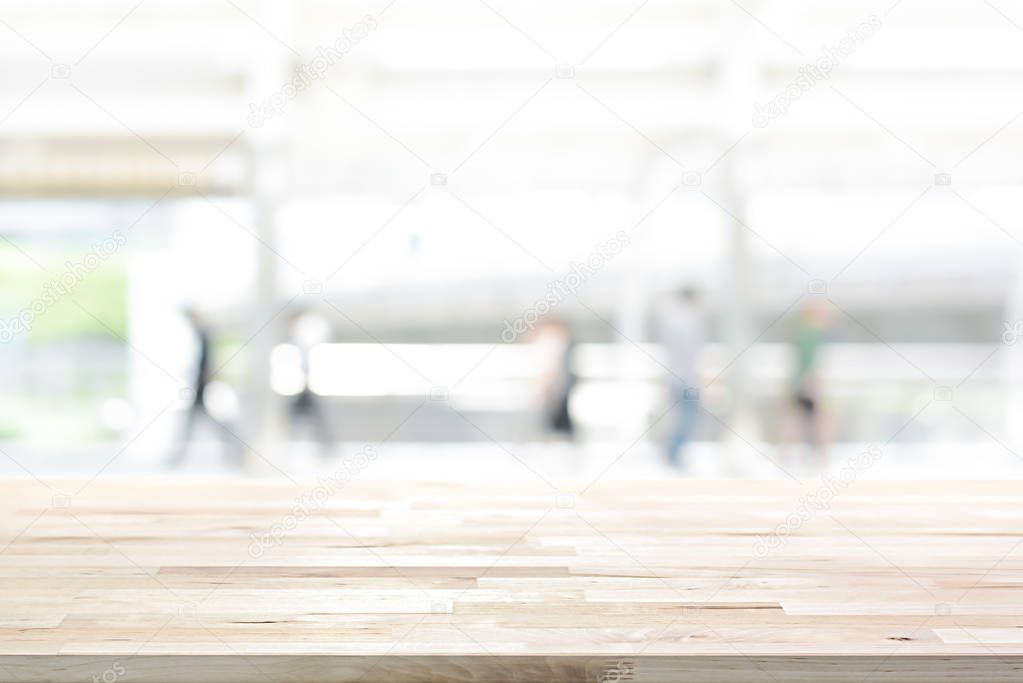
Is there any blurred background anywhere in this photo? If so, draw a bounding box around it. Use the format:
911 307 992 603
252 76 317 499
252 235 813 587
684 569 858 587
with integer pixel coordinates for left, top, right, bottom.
2 0 1023 483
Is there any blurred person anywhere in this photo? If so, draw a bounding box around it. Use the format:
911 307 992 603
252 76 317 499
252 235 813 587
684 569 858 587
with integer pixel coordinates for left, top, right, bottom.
534 319 578 439
784 299 833 468
287 310 333 456
169 308 240 467
657 286 704 467
1005 266 1023 449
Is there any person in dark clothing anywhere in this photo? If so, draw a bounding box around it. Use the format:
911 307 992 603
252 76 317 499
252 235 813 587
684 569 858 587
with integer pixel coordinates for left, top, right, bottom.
168 308 238 467
536 319 577 439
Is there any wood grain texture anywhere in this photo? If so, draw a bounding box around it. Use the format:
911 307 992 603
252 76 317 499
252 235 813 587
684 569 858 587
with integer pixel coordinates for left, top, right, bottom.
1 479 1022 682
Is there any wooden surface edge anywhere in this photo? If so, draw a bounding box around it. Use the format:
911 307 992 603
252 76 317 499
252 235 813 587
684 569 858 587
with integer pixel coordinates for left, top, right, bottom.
3 655 1023 683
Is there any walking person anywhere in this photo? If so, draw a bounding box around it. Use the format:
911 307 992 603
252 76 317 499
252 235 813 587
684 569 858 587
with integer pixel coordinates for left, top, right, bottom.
168 308 239 467
658 287 705 467
286 310 334 457
784 300 833 469
535 319 578 440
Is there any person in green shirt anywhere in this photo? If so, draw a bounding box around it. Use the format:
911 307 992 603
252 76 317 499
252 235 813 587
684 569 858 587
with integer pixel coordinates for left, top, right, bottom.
788 300 831 467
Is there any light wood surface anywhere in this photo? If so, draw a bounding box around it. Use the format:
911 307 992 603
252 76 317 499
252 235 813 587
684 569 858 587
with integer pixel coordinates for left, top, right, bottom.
2 479 1022 681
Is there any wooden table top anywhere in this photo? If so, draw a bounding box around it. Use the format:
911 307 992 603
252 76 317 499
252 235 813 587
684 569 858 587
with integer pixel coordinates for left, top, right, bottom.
2 479 1022 682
